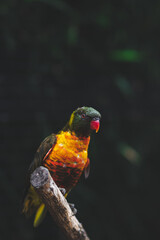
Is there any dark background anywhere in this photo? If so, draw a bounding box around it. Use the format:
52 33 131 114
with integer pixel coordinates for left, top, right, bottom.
0 0 160 239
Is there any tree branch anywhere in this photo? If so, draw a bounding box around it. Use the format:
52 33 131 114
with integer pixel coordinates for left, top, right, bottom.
30 166 90 240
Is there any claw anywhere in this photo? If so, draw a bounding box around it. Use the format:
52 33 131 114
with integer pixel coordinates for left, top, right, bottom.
69 203 77 215
59 188 66 196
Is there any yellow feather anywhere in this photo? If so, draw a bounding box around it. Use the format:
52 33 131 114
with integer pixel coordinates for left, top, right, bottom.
33 203 46 227
69 113 74 126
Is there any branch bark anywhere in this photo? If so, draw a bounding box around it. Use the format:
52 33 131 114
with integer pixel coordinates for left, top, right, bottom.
30 166 90 240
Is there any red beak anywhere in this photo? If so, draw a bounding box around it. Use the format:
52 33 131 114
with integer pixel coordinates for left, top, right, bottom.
90 119 100 133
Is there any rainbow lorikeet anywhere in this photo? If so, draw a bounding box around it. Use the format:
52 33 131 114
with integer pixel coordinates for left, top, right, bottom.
22 106 101 227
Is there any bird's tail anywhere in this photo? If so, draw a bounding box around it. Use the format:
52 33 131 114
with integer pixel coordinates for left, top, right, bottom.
33 203 47 227
22 185 47 227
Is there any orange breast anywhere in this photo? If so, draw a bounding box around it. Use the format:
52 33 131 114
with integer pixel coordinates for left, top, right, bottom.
43 131 90 192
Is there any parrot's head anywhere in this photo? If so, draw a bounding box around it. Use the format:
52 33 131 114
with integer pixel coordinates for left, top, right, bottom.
67 106 101 137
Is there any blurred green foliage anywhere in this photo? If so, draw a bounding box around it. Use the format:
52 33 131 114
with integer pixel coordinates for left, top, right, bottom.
110 50 143 62
67 25 78 45
117 142 141 165
115 77 133 97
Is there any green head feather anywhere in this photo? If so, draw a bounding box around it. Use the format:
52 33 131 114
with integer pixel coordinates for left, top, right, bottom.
67 106 101 137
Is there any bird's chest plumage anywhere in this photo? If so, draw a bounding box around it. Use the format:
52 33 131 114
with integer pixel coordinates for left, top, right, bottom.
43 131 90 192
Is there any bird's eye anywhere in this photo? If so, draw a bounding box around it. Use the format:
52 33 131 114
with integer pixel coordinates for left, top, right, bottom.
81 114 86 119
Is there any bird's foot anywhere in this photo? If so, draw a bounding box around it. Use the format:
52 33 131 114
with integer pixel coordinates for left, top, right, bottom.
69 203 77 215
59 188 66 196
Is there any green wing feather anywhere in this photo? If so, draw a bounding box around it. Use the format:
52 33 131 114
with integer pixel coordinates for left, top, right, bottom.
22 133 57 224
28 133 57 177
